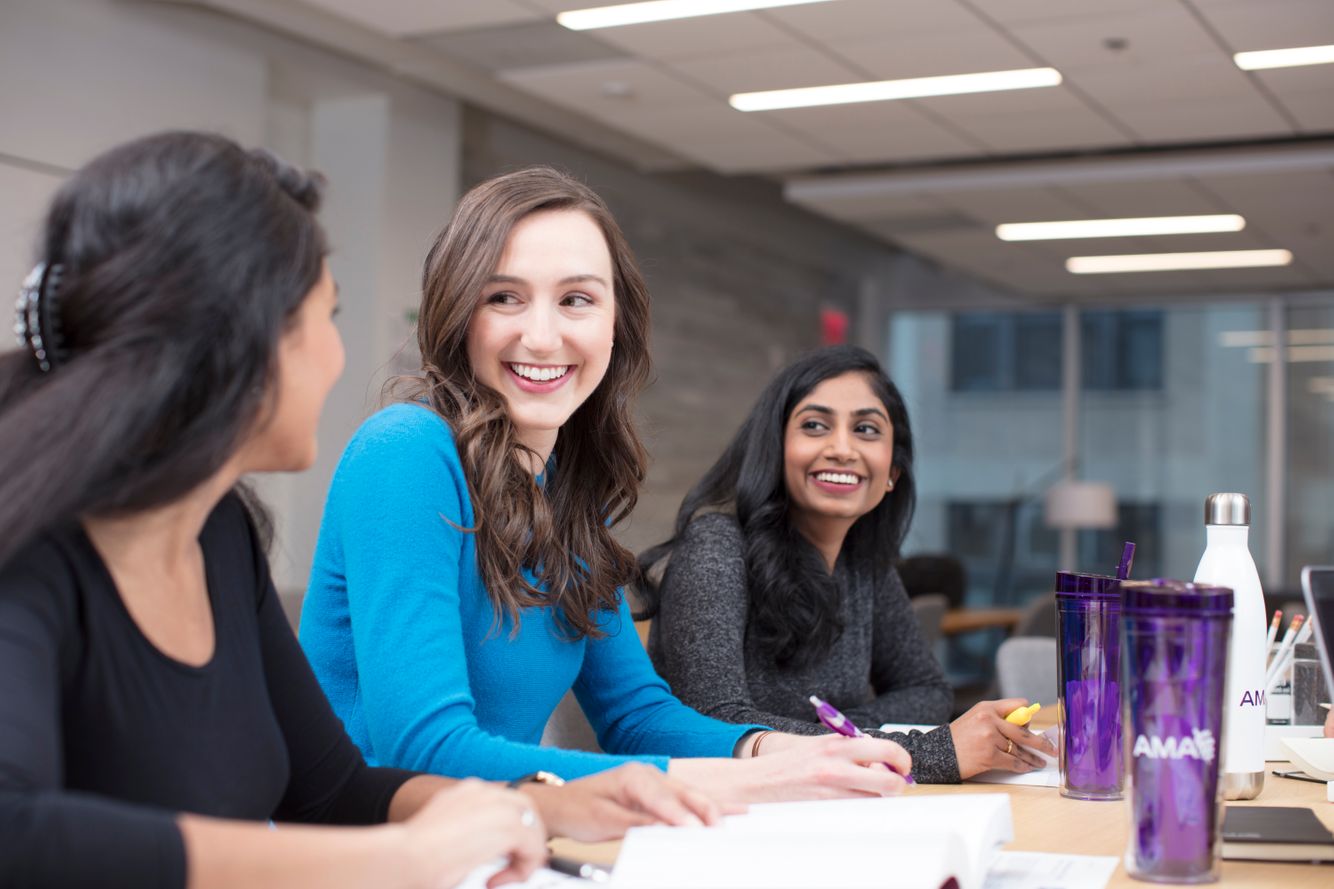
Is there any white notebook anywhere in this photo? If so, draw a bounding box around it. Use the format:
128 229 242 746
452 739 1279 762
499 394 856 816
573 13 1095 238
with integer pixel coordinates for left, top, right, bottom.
609 793 1013 889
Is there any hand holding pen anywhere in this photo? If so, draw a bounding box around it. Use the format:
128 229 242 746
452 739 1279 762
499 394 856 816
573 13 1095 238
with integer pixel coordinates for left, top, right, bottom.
809 695 916 785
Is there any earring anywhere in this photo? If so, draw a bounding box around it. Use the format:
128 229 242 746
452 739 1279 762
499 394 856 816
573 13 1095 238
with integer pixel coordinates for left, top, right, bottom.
886 480 895 491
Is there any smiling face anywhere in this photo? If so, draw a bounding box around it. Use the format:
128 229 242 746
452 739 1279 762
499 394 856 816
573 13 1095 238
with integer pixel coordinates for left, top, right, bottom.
783 371 899 541
465 208 616 461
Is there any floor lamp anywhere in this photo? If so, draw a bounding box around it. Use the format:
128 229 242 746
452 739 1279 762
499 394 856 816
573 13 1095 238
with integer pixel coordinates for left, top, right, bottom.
1045 479 1118 572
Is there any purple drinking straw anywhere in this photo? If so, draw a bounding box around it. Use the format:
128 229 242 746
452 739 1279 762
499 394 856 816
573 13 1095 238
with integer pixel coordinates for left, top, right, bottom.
1117 541 1136 580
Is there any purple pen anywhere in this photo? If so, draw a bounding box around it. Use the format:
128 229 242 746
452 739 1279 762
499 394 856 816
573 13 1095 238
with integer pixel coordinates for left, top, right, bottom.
809 695 915 785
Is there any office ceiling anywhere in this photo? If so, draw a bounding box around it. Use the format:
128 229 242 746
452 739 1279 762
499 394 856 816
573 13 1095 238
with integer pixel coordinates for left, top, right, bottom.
287 0 1334 300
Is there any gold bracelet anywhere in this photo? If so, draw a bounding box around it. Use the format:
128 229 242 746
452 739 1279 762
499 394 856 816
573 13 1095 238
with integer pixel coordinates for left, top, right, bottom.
750 730 771 758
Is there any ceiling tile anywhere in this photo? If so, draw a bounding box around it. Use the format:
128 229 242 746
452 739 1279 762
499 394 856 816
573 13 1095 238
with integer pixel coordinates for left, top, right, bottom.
1247 65 1334 132
416 21 626 72
1190 0 1334 52
1107 93 1294 143
1055 179 1226 217
764 101 983 163
499 58 715 109
1063 53 1270 105
661 128 841 173
663 45 862 96
762 0 985 42
931 186 1091 225
985 0 1180 28
1009 4 1221 72
297 0 541 36
830 28 1039 81
950 106 1131 154
1191 264 1318 290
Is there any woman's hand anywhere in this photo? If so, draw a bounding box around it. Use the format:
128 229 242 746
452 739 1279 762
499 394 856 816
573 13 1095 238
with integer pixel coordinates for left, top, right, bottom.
394 779 548 889
948 698 1056 780
670 733 911 804
520 763 724 842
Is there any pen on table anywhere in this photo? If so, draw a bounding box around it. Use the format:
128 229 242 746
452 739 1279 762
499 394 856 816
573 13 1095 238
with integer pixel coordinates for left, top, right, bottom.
808 695 915 785
1265 609 1283 653
1115 541 1136 581
548 856 612 883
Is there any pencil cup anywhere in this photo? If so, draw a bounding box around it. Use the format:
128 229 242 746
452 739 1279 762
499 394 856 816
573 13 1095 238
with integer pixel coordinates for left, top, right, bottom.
1290 643 1329 726
1056 571 1124 801
1122 579 1232 884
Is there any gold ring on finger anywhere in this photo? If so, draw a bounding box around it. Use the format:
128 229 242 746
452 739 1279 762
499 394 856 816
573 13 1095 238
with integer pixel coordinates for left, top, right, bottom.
1006 739 1014 755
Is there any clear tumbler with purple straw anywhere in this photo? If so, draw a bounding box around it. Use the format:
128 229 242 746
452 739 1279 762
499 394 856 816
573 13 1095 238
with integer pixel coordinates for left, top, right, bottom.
1121 579 1233 884
1056 570 1124 800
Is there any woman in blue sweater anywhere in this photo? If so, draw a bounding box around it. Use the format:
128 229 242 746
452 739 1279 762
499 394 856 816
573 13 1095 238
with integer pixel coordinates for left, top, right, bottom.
300 167 910 803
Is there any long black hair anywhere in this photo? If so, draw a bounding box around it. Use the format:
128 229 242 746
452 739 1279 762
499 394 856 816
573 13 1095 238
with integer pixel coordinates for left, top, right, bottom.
0 131 325 567
638 345 917 668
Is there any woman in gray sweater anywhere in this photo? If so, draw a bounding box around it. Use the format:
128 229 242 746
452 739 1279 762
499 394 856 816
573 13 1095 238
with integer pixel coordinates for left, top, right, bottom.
639 346 1054 784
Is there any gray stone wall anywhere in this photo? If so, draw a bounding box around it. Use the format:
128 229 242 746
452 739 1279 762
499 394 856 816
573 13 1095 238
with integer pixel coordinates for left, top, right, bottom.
461 109 902 555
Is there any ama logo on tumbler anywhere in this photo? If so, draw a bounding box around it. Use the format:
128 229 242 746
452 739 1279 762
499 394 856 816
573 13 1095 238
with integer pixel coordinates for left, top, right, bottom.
1132 728 1217 762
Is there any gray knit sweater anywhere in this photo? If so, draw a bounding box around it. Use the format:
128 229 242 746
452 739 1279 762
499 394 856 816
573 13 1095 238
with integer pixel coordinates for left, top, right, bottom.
647 513 960 784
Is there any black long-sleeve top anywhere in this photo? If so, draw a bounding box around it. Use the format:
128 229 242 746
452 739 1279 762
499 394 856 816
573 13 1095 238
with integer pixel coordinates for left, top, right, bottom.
647 513 960 783
0 494 415 888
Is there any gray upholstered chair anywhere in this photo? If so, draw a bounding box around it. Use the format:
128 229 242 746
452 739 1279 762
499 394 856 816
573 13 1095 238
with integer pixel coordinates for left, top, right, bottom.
995 636 1058 705
910 593 949 650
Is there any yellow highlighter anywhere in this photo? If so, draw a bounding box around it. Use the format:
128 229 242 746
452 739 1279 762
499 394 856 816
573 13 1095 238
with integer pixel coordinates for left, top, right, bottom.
1005 703 1041 726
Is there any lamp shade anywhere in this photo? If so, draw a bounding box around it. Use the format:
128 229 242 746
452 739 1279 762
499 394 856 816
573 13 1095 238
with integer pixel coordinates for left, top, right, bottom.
1045 480 1117 529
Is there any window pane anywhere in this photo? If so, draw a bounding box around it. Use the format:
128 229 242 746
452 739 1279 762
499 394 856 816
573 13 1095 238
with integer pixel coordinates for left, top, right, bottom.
1079 304 1269 582
951 315 1004 391
1284 301 1334 586
1014 313 1062 390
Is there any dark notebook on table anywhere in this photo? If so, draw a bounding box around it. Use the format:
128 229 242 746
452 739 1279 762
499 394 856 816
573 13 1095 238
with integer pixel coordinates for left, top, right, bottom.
1221 806 1334 863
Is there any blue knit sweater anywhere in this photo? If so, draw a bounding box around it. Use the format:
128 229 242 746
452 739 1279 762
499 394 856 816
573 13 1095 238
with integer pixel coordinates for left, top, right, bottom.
299 403 756 780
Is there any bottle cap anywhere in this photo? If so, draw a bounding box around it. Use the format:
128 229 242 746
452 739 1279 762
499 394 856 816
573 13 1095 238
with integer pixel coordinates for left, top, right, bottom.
1204 492 1250 526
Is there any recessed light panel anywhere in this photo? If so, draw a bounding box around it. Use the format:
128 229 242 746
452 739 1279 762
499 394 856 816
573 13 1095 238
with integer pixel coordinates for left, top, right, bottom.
557 0 836 31
730 68 1062 112
997 214 1245 241
1066 249 1293 274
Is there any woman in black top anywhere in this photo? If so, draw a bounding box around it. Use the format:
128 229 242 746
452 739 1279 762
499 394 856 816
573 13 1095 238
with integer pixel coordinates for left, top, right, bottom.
639 346 1056 783
0 131 716 889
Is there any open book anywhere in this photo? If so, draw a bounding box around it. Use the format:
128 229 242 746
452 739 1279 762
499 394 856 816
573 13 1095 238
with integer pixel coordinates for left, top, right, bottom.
609 793 1013 889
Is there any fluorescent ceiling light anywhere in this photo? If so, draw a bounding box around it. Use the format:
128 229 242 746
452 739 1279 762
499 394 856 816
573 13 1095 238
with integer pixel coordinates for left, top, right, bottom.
730 67 1062 111
557 0 835 30
997 214 1245 241
1235 44 1334 71
1066 249 1293 274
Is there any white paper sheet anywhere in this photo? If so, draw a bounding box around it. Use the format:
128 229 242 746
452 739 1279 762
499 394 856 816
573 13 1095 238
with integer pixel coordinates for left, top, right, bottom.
983 851 1118 889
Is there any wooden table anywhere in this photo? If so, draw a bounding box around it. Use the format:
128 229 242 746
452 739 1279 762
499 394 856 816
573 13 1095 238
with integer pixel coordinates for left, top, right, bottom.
554 743 1334 886
940 606 1024 636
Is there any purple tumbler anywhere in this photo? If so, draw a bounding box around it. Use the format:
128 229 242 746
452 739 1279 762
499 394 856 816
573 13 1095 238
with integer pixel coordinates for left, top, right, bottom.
1121 579 1232 884
1056 571 1123 800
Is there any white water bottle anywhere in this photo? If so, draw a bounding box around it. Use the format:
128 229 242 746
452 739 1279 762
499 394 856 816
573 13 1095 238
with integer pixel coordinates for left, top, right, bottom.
1193 492 1266 800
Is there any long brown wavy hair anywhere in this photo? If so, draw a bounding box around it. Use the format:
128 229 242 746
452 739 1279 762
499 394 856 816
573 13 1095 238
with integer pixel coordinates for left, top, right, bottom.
393 167 651 638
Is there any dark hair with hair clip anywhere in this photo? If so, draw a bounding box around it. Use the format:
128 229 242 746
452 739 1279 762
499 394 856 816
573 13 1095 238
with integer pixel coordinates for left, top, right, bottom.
0 131 326 567
637 345 917 668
